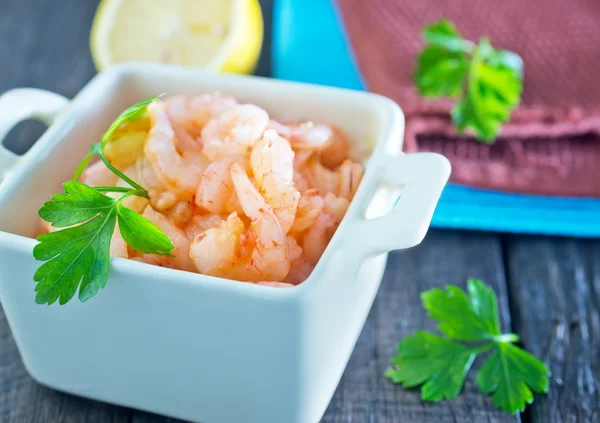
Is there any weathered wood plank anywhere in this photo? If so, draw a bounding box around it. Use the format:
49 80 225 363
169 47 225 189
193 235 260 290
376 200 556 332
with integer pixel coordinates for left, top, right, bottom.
321 230 519 423
507 236 600 423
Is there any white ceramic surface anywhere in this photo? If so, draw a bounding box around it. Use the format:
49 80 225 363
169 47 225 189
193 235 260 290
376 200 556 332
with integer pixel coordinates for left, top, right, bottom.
0 63 450 423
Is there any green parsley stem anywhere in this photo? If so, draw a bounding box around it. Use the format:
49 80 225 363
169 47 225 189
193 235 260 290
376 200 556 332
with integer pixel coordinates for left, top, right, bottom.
94 186 134 194
466 45 483 121
72 152 95 181
467 334 519 354
117 190 140 202
91 144 148 197
493 333 520 343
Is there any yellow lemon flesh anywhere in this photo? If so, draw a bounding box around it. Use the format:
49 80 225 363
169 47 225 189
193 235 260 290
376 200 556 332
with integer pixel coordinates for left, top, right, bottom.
90 0 263 74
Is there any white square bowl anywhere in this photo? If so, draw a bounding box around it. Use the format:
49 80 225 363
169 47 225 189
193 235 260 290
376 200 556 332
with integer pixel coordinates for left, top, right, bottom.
0 63 450 423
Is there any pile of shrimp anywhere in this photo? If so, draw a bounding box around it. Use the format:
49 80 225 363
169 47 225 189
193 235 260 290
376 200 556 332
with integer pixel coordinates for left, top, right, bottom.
59 94 363 287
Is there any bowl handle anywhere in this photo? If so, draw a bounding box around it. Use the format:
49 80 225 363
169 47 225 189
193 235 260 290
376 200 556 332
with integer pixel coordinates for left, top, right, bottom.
354 152 451 255
0 88 70 183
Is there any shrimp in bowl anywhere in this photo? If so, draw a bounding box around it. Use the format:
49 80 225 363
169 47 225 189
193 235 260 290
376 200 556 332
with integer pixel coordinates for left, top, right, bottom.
40 94 364 287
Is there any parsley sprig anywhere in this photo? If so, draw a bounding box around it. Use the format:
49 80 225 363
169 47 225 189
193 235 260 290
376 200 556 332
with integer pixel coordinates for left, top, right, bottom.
415 20 524 142
34 96 174 305
386 279 549 414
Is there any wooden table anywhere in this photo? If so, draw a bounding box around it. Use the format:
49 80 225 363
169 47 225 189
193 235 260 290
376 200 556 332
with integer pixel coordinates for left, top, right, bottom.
1 0 599 422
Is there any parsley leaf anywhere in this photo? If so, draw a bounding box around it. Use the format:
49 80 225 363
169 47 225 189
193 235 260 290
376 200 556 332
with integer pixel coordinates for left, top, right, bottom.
477 342 550 413
34 181 174 305
422 20 473 52
34 182 118 305
387 279 549 414
422 278 501 342
416 19 523 142
38 180 116 227
116 204 174 256
386 331 476 401
452 38 523 142
467 278 501 336
33 96 174 305
35 96 175 305
416 20 471 97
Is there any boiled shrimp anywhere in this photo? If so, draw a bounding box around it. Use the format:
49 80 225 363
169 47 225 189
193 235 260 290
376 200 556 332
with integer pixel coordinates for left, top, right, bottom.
302 156 340 195
257 282 295 288
201 104 269 161
44 93 364 288
141 206 196 272
229 162 290 280
290 122 349 169
131 254 166 267
323 192 350 224
283 255 315 285
319 125 349 169
337 160 363 200
125 157 179 212
145 101 209 197
166 200 194 227
188 212 246 277
287 236 303 262
195 154 244 214
301 157 363 200
292 149 313 192
80 160 118 187
302 212 336 265
189 162 290 281
250 130 300 233
318 193 349 243
289 122 333 151
266 120 292 138
184 213 225 240
289 189 325 234
171 120 202 152
166 93 237 138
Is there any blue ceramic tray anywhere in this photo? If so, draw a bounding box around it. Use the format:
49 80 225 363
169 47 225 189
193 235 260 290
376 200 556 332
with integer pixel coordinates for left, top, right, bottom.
271 0 600 237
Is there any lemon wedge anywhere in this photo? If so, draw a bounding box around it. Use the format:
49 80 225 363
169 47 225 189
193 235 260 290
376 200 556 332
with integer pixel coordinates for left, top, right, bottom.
90 0 263 74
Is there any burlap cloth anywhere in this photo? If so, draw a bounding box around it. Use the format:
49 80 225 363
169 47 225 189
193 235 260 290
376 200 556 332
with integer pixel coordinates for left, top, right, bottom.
336 0 600 197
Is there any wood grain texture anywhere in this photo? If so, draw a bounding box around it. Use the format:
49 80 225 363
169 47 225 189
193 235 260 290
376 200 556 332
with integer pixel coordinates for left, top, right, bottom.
507 236 600 423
